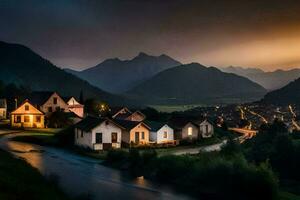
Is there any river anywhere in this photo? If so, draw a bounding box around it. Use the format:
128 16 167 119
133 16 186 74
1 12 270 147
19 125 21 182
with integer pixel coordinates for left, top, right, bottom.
0 132 193 200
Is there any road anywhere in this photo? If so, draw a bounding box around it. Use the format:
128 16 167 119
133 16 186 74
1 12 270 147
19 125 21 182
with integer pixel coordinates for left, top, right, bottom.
0 131 193 200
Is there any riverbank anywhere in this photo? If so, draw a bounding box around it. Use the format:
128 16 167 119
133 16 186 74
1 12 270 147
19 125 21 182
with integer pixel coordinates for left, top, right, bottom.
0 149 69 200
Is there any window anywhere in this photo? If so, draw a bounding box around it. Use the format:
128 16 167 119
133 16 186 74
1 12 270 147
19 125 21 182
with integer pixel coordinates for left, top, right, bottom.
188 127 193 136
25 105 29 111
15 115 21 123
55 106 60 111
205 125 209 134
111 132 118 143
96 133 102 143
53 97 58 104
48 107 53 112
163 131 168 138
24 116 30 123
81 130 84 138
141 132 145 140
35 116 41 123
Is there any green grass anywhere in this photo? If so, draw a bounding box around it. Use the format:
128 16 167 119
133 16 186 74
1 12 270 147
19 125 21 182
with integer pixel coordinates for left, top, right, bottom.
279 191 300 200
0 150 69 200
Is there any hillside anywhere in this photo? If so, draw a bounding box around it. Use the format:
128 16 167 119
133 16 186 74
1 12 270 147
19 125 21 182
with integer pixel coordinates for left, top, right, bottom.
0 41 128 105
221 66 300 90
127 63 267 105
65 52 181 94
262 78 300 105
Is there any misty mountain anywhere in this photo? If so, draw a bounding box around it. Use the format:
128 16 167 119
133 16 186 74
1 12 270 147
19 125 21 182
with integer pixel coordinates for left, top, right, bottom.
0 41 129 106
64 52 181 94
262 78 300 105
127 63 267 105
221 66 300 90
221 66 264 77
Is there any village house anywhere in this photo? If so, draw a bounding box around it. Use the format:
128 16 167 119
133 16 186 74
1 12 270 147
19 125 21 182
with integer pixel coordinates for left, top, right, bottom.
110 106 146 122
114 119 151 145
29 91 69 116
74 116 123 150
199 119 214 138
10 100 45 128
169 118 199 142
65 97 84 118
0 99 7 119
147 121 175 144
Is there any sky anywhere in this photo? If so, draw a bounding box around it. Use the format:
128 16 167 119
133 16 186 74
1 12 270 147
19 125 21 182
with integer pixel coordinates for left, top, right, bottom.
1 0 300 71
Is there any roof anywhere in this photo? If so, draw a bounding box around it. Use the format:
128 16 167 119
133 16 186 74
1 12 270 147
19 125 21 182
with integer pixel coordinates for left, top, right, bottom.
145 121 168 132
114 112 132 120
28 91 55 105
11 99 44 115
75 116 124 132
0 99 7 108
168 117 198 130
113 119 151 131
109 106 128 115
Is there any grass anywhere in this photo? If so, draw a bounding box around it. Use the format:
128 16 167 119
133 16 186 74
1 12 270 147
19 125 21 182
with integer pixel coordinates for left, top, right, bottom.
279 191 300 200
0 149 69 200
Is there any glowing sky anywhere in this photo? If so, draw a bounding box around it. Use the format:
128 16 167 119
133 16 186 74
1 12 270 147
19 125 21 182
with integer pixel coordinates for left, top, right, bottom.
1 0 300 71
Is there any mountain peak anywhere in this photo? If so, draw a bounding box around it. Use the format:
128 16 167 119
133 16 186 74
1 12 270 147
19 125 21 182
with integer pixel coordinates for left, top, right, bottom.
137 52 150 58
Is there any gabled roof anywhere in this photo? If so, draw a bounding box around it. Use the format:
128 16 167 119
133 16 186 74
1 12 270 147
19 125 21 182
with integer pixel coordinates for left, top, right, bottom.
11 99 44 115
113 112 132 120
145 121 169 132
113 119 151 131
110 106 132 118
28 91 55 105
75 116 124 132
168 117 198 130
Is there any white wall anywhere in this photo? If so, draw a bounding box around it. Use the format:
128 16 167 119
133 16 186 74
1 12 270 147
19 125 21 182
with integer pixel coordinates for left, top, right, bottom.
91 121 122 144
199 120 214 138
74 128 93 149
150 125 174 143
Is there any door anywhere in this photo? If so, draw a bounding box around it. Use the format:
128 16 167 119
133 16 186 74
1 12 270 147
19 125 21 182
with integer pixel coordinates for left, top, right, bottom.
135 132 139 143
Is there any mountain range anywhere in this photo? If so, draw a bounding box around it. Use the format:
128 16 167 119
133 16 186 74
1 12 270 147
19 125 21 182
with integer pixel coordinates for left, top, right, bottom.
221 66 300 90
126 63 267 105
65 53 181 94
262 77 300 105
0 41 128 105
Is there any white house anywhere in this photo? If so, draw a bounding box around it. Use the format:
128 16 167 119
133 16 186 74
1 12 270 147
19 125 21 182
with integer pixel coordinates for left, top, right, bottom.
74 116 123 150
0 99 7 119
199 119 214 138
147 121 175 144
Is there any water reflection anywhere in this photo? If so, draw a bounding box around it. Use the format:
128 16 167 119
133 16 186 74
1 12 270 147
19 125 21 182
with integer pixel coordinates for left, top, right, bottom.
0 134 193 200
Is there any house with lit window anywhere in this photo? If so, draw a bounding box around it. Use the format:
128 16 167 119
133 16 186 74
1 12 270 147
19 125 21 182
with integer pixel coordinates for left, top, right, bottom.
29 91 69 116
10 100 45 128
147 121 175 144
65 97 84 118
169 118 199 142
110 106 146 122
74 116 123 150
0 99 7 119
114 119 151 145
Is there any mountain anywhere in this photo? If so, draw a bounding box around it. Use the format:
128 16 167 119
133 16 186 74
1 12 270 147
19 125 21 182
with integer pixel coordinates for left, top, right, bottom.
221 66 300 90
262 78 300 105
0 41 129 105
64 52 181 94
221 66 264 77
127 63 267 105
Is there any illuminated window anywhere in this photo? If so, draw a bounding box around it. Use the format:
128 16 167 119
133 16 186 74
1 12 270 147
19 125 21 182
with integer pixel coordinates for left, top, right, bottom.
163 131 168 138
24 116 30 123
53 97 58 104
25 105 29 111
188 127 193 136
35 116 41 123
